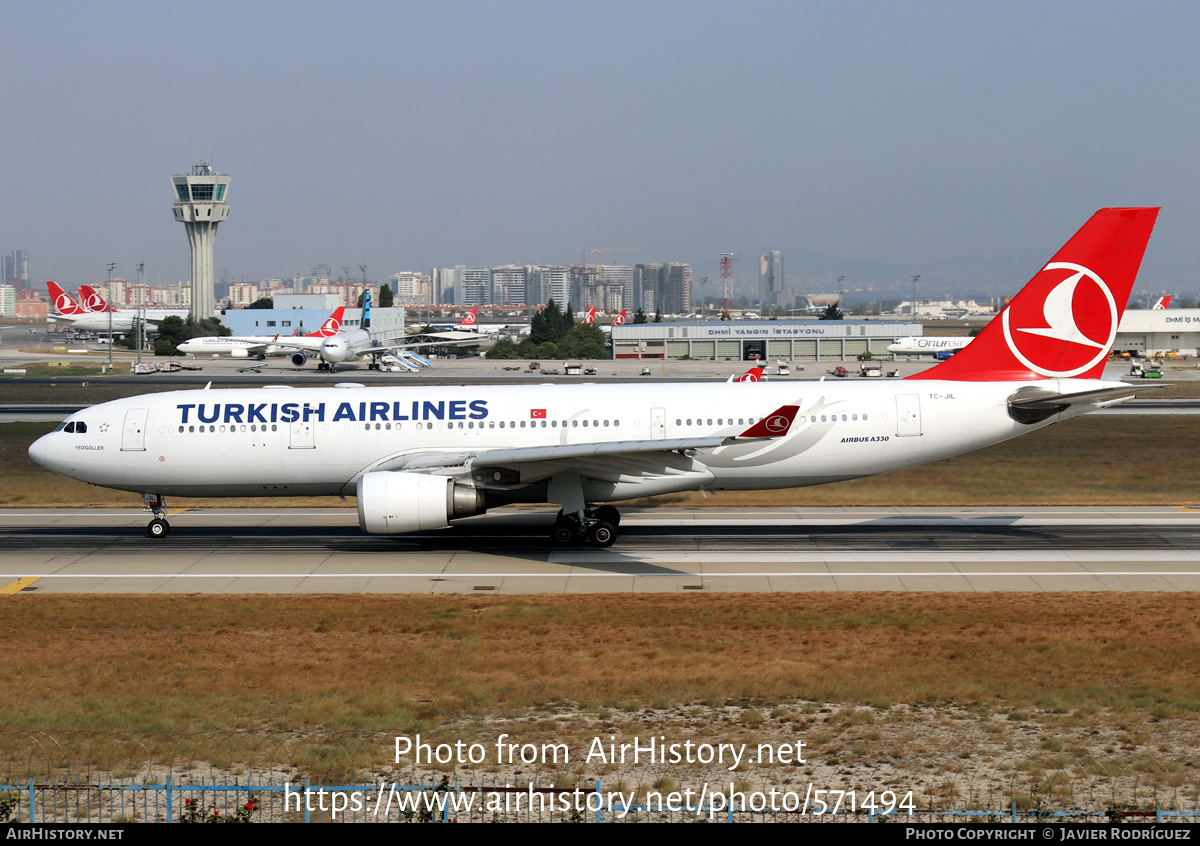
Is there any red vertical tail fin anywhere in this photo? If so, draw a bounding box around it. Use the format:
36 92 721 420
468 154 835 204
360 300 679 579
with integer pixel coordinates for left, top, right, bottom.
309 306 345 337
77 285 114 312
907 207 1159 382
47 282 85 315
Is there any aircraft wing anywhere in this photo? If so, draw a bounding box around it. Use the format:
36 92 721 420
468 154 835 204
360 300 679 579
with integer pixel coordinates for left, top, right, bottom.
365 405 801 480
368 337 480 353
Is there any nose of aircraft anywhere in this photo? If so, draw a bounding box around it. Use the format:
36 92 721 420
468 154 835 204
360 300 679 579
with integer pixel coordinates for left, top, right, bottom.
321 338 345 362
28 433 51 470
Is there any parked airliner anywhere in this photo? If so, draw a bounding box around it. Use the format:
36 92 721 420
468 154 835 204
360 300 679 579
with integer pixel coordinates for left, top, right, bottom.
30 208 1157 547
251 294 471 371
177 307 345 361
886 336 974 358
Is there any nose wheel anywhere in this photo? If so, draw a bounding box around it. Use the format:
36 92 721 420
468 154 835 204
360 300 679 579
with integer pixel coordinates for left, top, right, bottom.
143 493 170 539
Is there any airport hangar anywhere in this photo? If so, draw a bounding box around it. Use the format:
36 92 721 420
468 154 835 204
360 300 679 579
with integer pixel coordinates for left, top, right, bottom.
610 320 920 361
1114 309 1200 357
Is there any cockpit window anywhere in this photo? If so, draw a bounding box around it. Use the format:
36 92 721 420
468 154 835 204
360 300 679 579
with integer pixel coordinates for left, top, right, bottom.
54 421 68 432
61 421 87 434
75 422 87 434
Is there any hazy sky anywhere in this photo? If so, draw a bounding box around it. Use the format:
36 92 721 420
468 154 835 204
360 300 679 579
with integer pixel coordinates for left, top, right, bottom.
3 0 1198 290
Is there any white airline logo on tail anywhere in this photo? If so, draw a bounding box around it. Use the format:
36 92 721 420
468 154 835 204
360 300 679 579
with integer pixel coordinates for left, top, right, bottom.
1152 295 1172 309
47 283 85 315
78 286 113 312
316 310 343 336
612 309 626 327
584 306 597 325
1002 262 1117 378
455 309 478 329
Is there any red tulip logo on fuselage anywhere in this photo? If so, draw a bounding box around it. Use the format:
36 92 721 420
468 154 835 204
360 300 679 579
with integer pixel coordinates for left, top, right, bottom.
1001 262 1117 378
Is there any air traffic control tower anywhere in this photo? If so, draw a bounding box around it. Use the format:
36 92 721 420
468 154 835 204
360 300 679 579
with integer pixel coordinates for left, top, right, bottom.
171 163 230 320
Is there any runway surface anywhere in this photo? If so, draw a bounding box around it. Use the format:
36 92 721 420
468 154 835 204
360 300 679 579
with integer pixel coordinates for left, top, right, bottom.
2 506 1199 594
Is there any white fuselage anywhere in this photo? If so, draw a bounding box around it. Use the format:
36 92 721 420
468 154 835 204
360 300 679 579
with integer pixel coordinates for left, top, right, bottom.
177 335 325 357
887 336 973 355
51 308 197 333
28 378 1104 501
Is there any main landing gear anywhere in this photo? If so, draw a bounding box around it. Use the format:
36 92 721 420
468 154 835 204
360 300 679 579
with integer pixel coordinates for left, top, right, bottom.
551 505 621 548
144 493 170 538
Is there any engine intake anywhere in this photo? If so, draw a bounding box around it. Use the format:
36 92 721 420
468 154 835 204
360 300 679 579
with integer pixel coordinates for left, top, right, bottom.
291 353 308 367
356 471 484 534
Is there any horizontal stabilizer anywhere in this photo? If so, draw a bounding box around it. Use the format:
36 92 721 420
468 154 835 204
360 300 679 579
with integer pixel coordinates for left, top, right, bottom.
1008 384 1155 410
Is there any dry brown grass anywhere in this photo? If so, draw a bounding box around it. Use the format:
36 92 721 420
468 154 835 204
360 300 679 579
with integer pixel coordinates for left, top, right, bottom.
2 593 1199 733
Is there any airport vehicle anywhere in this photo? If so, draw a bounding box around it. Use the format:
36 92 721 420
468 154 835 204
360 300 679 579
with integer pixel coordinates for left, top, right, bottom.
29 208 1158 547
1130 359 1163 378
886 336 973 358
178 307 345 361
859 362 883 377
828 366 849 377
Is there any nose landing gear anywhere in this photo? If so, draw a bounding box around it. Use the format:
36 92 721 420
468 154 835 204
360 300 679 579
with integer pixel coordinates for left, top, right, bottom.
143 493 170 538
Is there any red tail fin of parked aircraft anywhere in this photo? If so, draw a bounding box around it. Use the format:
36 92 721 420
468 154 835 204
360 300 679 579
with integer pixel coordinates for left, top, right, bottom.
307 306 345 337
734 366 765 382
46 281 86 316
454 308 478 329
612 309 627 327
77 285 116 312
1152 295 1172 310
908 207 1158 382
583 306 597 325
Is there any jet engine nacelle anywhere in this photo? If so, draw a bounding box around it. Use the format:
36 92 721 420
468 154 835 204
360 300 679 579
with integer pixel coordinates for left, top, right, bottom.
291 353 308 367
231 348 249 358
356 471 484 534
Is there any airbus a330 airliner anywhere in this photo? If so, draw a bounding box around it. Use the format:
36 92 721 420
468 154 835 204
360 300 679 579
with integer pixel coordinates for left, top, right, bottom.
29 208 1158 546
